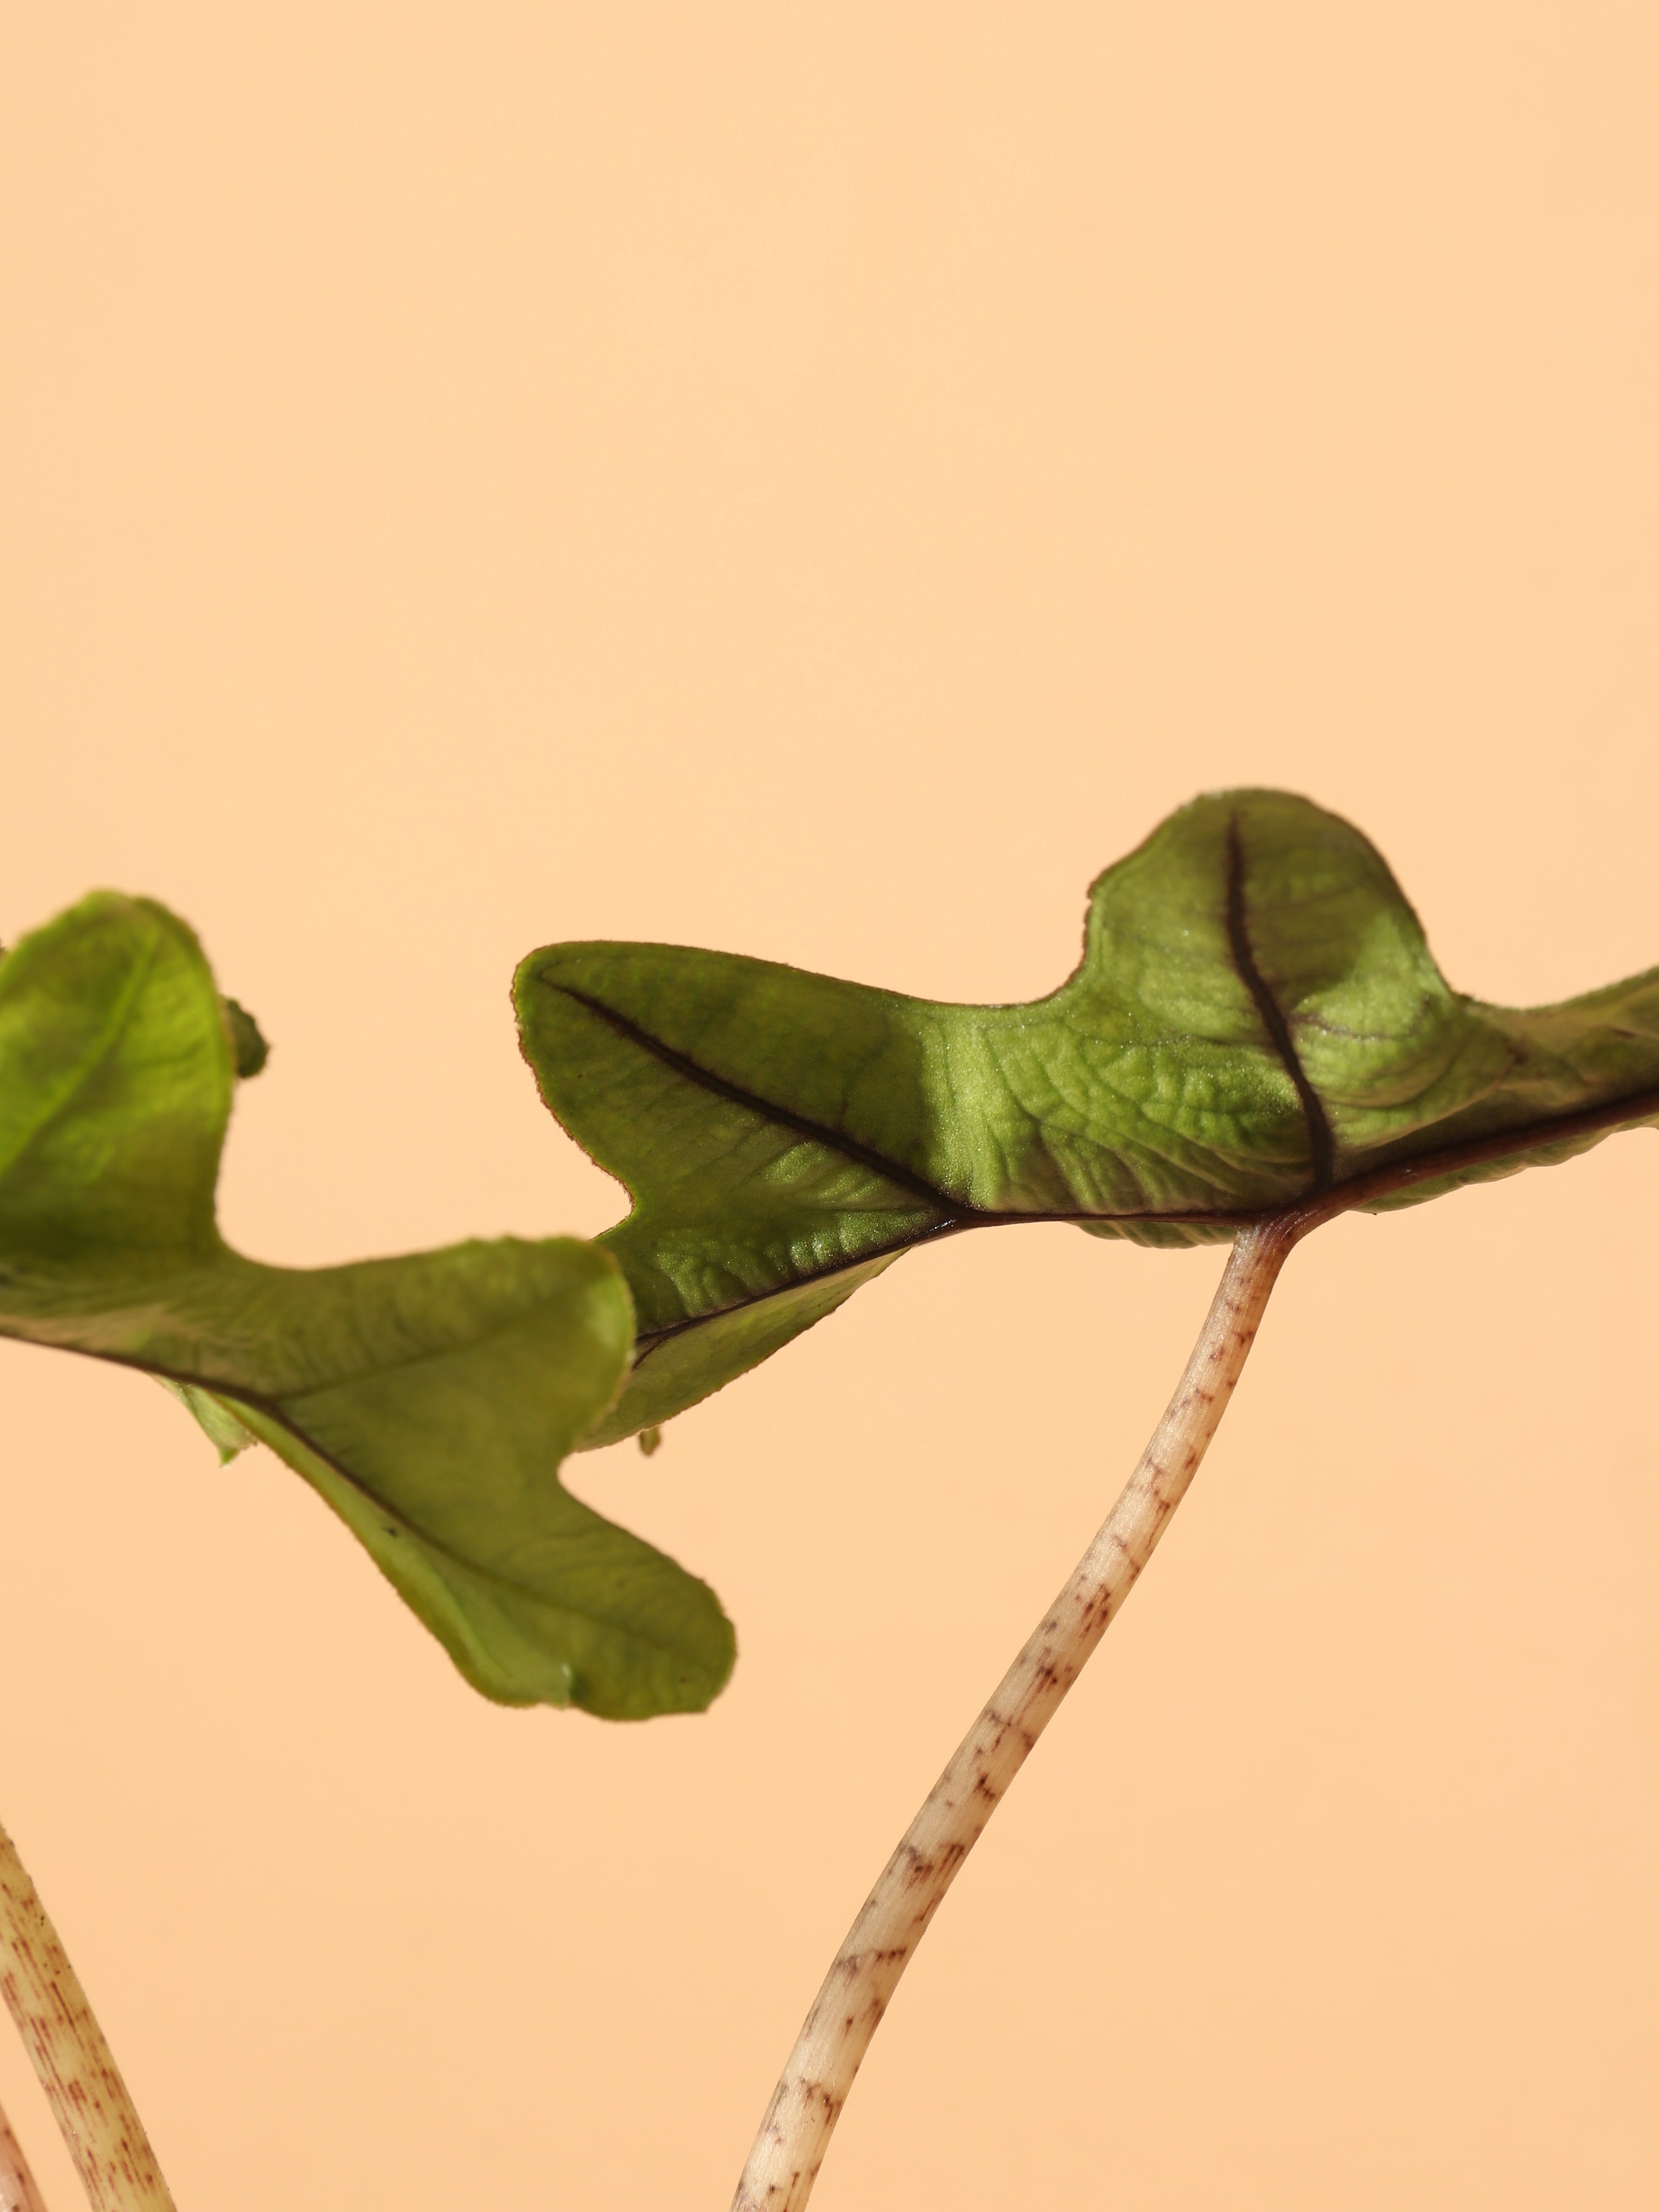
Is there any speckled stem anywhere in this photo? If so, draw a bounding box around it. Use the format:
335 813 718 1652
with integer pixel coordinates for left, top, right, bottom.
0 1820 176 2212
0 2101 48 2212
730 1216 1299 2212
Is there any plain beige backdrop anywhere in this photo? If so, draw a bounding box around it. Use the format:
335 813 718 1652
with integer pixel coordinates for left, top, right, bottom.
2 6 1657 2207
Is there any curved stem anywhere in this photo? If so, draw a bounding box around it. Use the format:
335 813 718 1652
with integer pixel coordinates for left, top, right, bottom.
0 2099 49 2212
731 1216 1301 2211
0 1820 176 2212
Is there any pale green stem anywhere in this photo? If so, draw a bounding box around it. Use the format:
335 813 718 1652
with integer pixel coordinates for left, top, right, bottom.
730 1217 1298 2212
0 1820 176 2212
0 2101 49 2212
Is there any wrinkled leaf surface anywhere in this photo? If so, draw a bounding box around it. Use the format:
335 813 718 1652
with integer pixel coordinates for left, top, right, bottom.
518 788 1659 1443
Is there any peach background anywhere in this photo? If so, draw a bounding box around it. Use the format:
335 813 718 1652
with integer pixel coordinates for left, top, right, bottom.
2 7 1657 2207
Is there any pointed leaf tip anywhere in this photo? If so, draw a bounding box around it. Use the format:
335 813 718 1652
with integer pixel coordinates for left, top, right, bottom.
222 997 269 1079
159 1378 258 1463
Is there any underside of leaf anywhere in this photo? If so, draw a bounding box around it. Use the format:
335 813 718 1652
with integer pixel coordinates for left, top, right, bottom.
516 788 1659 1442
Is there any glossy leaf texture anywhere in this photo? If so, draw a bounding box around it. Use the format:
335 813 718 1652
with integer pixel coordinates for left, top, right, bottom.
517 787 1659 1445
0 893 734 1719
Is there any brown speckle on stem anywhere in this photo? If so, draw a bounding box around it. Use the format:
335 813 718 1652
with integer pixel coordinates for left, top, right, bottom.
0 2098 48 2212
0 1821 177 2212
729 1217 1298 2212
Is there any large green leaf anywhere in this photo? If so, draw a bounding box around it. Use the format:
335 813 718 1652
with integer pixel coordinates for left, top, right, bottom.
516 788 1659 1444
0 893 734 1719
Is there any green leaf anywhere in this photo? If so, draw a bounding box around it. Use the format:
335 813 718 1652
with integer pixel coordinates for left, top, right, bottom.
0 892 734 1719
158 1377 257 1463
516 788 1659 1441
221 995 270 1079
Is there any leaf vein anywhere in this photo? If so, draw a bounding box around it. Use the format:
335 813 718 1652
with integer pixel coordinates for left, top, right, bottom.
1224 812 1336 1191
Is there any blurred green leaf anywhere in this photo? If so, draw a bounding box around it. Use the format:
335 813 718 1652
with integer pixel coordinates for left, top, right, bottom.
0 893 734 1719
158 1377 257 1463
518 788 1659 1443
220 995 269 1079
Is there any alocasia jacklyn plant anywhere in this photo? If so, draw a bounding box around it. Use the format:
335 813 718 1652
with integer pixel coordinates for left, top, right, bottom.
1 787 1656 2211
